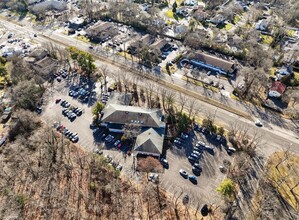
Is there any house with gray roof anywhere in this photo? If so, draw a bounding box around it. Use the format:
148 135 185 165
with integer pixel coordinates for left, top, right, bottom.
134 128 164 157
101 101 166 157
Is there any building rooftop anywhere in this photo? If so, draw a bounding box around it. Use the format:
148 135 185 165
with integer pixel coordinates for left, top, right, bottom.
134 128 164 155
270 81 286 94
102 104 165 128
189 52 235 73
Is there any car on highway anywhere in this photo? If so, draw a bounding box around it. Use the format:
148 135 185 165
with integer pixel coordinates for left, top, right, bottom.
188 175 197 184
179 169 189 178
255 119 263 127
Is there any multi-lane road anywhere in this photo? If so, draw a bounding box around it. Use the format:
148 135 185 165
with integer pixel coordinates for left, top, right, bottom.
0 15 298 157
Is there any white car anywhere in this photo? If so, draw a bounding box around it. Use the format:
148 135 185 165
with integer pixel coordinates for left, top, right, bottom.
255 119 263 127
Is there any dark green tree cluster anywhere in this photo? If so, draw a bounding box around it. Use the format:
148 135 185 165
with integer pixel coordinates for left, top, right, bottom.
68 46 96 78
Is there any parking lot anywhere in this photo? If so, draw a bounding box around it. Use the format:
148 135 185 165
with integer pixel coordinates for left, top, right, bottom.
158 130 233 208
40 68 234 209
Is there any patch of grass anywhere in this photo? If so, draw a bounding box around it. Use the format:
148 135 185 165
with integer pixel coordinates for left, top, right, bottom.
165 10 175 19
75 35 90 43
269 67 276 76
260 34 273 45
165 10 182 21
286 29 296 37
230 93 241 101
294 72 299 81
182 76 219 92
162 65 177 75
233 15 241 24
266 152 299 211
224 23 233 31
117 51 134 61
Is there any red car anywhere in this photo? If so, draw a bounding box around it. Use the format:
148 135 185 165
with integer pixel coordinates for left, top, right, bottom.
55 98 61 104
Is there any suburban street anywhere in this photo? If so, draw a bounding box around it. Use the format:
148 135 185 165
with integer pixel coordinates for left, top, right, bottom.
0 15 299 158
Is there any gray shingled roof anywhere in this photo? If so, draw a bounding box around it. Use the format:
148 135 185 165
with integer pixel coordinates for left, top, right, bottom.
134 128 163 155
102 104 165 128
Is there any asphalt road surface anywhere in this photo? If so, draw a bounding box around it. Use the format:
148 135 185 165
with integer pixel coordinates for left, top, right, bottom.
0 16 298 157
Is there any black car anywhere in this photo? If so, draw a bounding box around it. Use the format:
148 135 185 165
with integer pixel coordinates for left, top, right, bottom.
192 167 201 176
35 107 42 114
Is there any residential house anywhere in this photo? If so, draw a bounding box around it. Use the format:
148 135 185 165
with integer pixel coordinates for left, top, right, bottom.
32 56 58 79
209 14 226 25
276 65 292 76
134 128 164 157
86 22 118 43
69 17 85 30
268 81 286 98
176 7 189 17
185 0 198 6
128 34 155 54
150 39 169 55
255 19 270 31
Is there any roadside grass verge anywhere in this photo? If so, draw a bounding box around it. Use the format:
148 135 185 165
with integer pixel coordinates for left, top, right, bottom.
224 23 233 31
182 76 220 93
75 35 90 43
162 65 177 75
266 152 299 211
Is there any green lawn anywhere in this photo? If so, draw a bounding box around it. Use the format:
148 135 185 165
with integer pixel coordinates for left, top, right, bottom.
269 67 276 76
165 9 175 19
260 34 273 45
233 15 241 24
224 23 233 31
165 9 182 21
75 35 90 43
286 29 296 37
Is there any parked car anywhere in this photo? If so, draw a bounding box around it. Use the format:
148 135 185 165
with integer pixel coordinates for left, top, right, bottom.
104 154 112 163
174 139 182 145
114 140 121 147
160 158 169 168
227 147 236 155
35 106 42 114
193 163 202 171
188 175 197 184
55 98 61 104
72 136 79 142
190 153 200 159
188 156 199 163
192 167 201 176
197 141 206 147
255 119 263 127
116 164 123 171
179 169 189 178
94 149 103 155
148 173 159 183
180 133 188 139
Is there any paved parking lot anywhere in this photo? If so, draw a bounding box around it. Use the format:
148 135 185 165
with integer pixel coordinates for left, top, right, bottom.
159 131 232 207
